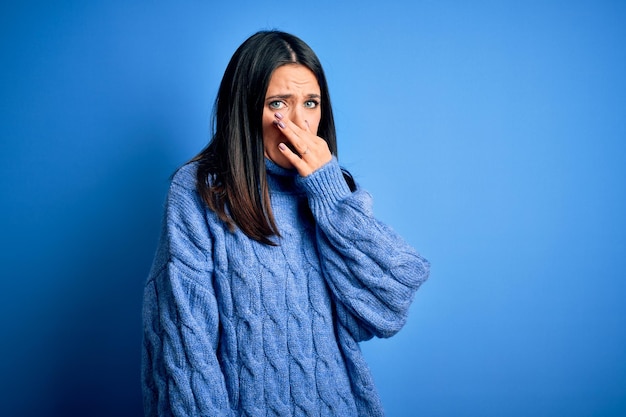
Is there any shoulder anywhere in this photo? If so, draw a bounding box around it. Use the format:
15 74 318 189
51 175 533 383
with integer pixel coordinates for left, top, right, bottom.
162 162 215 254
163 161 206 218
171 161 199 191
165 161 222 232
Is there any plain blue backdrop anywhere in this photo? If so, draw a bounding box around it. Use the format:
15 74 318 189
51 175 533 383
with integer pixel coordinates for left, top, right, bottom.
1 1 624 416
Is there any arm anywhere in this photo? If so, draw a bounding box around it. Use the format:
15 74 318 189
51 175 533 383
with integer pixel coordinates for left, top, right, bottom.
297 159 430 340
142 169 233 417
267 114 430 340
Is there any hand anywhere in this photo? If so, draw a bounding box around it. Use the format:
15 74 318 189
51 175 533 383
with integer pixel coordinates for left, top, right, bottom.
273 112 332 177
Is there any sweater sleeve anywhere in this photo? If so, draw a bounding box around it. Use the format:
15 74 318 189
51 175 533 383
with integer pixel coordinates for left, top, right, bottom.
142 168 233 417
296 158 430 341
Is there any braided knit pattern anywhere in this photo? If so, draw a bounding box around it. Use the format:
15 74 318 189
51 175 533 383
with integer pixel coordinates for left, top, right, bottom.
142 158 430 416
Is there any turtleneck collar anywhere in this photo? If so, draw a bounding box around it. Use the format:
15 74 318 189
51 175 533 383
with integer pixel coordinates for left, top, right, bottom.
264 157 297 177
264 158 303 195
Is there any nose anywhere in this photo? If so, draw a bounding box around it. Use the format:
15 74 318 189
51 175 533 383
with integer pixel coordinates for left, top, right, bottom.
290 105 305 129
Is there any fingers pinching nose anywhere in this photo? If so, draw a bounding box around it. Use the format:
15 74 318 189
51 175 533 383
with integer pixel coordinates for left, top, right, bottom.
273 112 286 129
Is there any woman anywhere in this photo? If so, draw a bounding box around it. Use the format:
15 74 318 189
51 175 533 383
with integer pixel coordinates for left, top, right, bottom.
142 30 430 417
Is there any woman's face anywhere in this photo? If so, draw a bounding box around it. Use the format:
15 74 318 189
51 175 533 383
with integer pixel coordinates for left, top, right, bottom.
262 64 321 169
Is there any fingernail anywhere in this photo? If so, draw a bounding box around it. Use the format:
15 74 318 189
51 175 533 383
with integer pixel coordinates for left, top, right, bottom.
277 121 286 129
275 112 283 120
278 143 286 150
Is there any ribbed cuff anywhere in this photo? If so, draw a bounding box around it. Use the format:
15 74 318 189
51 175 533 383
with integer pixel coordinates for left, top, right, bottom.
296 157 352 212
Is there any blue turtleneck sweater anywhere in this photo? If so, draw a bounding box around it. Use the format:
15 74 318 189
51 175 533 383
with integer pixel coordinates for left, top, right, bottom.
142 157 430 416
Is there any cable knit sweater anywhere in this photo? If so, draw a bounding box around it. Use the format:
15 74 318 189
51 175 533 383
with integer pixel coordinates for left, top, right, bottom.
142 157 430 416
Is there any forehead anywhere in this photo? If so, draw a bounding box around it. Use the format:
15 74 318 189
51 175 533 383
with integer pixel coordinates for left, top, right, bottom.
266 64 320 94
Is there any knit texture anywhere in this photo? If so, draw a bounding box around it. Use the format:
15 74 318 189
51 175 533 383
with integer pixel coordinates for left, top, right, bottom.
142 157 430 417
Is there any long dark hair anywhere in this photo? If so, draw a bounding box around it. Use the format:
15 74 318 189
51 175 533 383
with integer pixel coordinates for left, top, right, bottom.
192 30 353 245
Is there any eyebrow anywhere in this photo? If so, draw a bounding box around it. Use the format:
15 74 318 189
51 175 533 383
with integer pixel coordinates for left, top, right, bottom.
265 93 321 101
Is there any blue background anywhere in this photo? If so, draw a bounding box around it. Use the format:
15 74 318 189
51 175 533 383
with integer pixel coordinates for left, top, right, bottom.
1 1 625 416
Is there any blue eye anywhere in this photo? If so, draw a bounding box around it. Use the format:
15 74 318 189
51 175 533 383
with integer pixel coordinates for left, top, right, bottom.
269 101 284 110
304 100 319 109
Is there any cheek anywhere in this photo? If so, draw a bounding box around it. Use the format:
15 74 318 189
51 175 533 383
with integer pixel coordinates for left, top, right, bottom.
311 117 322 134
262 113 278 143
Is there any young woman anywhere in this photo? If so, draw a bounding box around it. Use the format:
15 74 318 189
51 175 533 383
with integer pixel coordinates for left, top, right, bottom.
142 30 430 417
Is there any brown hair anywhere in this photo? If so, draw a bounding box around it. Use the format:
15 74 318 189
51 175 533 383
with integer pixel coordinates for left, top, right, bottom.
192 30 353 245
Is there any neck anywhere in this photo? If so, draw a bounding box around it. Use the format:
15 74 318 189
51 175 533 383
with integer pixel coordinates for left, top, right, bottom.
264 158 301 194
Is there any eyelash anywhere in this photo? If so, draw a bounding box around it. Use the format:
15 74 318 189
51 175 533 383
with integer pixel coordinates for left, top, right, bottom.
304 100 320 109
268 100 320 110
